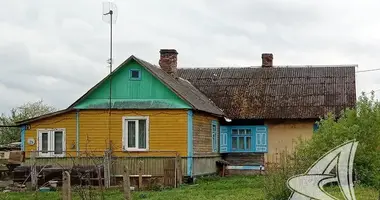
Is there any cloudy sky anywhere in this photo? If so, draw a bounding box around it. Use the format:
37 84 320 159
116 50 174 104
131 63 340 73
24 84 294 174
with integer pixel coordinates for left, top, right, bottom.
0 0 379 114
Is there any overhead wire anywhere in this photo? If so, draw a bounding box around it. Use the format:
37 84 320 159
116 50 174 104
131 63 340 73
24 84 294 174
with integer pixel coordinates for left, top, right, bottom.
356 68 380 73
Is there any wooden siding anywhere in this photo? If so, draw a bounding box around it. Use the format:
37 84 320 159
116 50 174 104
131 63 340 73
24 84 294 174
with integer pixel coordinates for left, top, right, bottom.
192 112 219 155
24 111 77 157
223 153 264 166
25 110 188 157
80 110 188 156
74 60 190 109
192 156 221 176
22 156 188 177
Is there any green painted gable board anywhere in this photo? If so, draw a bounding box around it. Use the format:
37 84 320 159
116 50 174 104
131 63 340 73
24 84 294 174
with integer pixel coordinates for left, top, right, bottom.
74 60 190 109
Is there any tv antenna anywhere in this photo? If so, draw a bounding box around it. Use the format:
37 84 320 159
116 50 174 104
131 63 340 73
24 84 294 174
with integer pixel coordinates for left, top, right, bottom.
102 2 117 169
102 1 118 72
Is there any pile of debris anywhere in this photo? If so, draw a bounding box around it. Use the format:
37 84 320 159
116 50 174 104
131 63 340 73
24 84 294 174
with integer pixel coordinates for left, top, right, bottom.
2 182 26 193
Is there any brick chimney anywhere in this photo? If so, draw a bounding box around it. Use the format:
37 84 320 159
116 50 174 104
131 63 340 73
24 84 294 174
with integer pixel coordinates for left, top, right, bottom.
261 53 273 67
159 49 178 78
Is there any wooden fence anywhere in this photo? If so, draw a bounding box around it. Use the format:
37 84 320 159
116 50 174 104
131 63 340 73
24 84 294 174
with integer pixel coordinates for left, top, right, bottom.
20 150 186 189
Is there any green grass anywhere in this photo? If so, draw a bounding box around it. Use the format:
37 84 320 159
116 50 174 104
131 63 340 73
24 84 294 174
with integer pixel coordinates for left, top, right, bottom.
0 176 378 200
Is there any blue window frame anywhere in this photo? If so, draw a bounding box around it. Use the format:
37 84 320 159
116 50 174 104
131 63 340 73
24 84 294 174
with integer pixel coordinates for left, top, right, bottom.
212 120 218 152
231 128 253 152
129 69 141 80
224 125 268 153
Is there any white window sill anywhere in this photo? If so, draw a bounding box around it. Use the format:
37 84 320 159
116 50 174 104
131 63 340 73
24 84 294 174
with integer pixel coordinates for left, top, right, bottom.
123 148 149 152
37 154 65 158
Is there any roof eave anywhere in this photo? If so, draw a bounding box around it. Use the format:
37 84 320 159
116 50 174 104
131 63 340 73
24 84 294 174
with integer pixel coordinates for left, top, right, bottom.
15 109 74 126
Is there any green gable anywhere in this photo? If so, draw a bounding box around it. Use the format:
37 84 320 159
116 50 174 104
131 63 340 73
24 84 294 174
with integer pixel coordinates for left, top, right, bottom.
74 60 190 109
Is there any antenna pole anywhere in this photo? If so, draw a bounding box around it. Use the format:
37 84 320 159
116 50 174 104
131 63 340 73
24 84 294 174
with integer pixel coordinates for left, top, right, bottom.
102 2 117 152
102 8 114 150
108 10 113 150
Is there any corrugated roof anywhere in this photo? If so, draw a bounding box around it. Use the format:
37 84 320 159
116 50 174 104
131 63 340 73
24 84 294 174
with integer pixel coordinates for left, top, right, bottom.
177 66 356 119
134 57 224 116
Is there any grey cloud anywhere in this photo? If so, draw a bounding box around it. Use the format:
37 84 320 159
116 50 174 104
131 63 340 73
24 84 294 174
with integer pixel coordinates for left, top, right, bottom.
0 0 380 113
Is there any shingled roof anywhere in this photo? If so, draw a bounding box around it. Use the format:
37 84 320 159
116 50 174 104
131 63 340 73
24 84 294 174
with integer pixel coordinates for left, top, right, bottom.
178 66 356 119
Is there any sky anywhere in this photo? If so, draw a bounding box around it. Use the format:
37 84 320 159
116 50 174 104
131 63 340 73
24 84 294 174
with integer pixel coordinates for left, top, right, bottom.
0 0 380 114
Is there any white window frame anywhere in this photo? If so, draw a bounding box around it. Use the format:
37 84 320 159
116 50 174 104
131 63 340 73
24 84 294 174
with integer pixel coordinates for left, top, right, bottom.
122 116 149 152
36 128 66 157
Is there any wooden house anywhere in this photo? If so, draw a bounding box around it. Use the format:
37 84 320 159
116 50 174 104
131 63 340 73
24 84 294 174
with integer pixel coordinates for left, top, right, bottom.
16 49 356 178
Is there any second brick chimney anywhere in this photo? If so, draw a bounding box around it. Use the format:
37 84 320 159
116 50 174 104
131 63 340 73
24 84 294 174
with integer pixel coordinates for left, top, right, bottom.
159 49 178 78
262 53 273 67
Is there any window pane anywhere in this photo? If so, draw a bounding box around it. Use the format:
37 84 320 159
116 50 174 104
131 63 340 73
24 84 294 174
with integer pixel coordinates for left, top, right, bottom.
224 134 227 145
239 137 244 149
232 137 237 149
131 70 140 78
138 120 146 149
238 129 245 135
128 121 136 148
41 133 48 153
54 131 63 154
246 129 252 134
246 137 251 150
232 129 238 135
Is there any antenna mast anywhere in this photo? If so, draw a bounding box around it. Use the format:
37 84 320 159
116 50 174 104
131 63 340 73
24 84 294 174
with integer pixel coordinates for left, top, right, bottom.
102 1 118 150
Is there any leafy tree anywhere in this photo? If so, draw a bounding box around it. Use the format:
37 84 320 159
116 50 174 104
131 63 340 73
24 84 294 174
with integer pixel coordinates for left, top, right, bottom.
0 100 56 144
264 92 380 199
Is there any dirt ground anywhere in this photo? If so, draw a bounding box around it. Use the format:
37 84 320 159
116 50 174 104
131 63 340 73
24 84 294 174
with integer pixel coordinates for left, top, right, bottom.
0 180 13 188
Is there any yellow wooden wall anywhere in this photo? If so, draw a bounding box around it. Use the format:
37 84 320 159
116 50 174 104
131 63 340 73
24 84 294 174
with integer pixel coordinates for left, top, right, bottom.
24 109 188 157
192 112 218 156
265 120 314 163
24 111 77 157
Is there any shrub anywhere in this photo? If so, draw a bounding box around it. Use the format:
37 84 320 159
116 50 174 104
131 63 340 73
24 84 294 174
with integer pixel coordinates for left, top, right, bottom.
264 92 380 199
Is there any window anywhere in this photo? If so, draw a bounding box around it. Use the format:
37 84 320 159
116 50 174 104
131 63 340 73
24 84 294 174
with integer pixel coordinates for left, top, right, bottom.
231 128 252 151
211 121 218 152
37 129 65 157
129 69 141 80
123 116 149 151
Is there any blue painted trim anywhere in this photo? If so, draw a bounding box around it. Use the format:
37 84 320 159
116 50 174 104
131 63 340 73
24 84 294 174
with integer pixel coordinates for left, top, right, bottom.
21 125 26 151
211 120 218 152
76 110 80 156
220 126 228 153
227 125 268 153
129 69 141 80
187 110 193 177
227 165 265 170
313 122 319 133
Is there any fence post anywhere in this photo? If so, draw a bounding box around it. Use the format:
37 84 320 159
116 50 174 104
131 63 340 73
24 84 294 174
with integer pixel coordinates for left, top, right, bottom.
123 165 132 200
62 171 71 200
104 150 111 188
30 151 37 190
138 160 143 190
175 154 182 187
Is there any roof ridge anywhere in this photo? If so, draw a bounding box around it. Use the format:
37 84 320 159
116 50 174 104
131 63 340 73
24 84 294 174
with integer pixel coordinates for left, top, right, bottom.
177 64 358 70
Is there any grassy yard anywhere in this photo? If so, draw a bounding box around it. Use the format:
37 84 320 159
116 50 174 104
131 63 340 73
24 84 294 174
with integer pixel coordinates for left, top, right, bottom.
0 176 378 200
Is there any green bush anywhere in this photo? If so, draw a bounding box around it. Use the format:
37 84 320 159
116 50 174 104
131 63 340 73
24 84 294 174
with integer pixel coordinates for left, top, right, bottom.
264 92 380 199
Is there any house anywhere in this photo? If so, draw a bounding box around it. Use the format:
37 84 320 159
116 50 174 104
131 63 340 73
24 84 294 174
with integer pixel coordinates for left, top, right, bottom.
16 49 356 177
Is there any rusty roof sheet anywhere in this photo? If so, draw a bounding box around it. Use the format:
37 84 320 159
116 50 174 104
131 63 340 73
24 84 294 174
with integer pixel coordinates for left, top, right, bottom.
177 66 356 119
